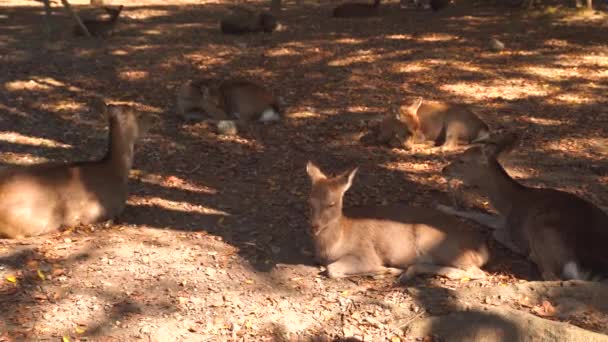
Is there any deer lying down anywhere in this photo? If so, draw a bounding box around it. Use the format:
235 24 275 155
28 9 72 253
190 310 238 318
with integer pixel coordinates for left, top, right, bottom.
220 8 277 34
73 5 124 37
333 0 381 18
380 97 489 150
0 105 151 239
441 133 608 281
306 162 489 280
176 79 281 123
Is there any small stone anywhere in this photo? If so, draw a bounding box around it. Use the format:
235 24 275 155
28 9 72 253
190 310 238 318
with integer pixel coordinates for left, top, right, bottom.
489 38 505 51
217 120 238 135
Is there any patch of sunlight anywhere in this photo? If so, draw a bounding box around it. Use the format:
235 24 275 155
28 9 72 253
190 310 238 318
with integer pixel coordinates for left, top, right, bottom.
328 50 379 67
131 170 218 194
49 100 86 112
5 77 82 93
441 79 550 101
105 101 163 113
0 152 50 165
553 93 594 105
127 195 230 216
142 29 163 35
416 33 459 42
0 132 71 148
543 38 569 48
558 8 607 24
581 53 608 67
290 109 322 119
334 38 365 44
0 104 28 117
543 137 608 158
346 106 372 113
126 9 171 20
111 49 129 56
524 66 583 81
520 116 567 126
392 62 429 74
118 70 149 81
265 47 298 57
385 34 413 40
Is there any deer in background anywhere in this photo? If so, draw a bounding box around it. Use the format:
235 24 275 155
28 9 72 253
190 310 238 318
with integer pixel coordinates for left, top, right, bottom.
332 0 381 18
395 97 490 150
441 132 608 281
220 7 278 34
73 5 124 37
306 161 489 281
0 104 152 238
176 79 281 123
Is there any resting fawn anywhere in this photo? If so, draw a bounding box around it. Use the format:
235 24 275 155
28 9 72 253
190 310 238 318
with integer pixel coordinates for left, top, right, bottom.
306 161 489 280
0 104 151 238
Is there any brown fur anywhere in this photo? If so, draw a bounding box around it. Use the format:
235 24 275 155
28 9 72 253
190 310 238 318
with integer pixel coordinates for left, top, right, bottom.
0 104 151 239
395 97 490 149
306 162 489 280
220 9 277 34
374 98 423 149
332 0 381 18
442 133 608 280
73 5 124 37
176 79 281 123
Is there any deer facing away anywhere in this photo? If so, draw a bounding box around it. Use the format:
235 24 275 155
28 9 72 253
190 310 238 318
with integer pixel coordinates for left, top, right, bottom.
441 132 608 281
382 97 490 150
306 161 489 280
0 104 152 239
176 79 281 123
332 0 381 18
73 5 124 37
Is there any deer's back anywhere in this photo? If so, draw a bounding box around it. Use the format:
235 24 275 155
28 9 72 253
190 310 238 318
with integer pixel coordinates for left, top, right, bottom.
343 205 488 268
417 102 488 143
0 162 128 238
219 81 277 120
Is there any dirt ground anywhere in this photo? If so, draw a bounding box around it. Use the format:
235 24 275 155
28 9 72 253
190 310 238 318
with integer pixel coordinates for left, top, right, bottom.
1 0 607 340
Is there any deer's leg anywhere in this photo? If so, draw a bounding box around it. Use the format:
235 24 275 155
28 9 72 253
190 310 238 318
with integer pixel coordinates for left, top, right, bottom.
399 263 486 282
326 255 403 279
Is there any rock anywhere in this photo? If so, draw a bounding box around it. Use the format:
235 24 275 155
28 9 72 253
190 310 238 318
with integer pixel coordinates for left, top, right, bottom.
489 38 505 51
217 120 238 136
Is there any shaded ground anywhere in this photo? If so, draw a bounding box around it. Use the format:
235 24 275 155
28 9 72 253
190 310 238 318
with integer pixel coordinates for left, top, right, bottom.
1 0 607 340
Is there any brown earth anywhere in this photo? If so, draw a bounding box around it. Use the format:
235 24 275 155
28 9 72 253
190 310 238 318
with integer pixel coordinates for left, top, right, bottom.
0 0 607 341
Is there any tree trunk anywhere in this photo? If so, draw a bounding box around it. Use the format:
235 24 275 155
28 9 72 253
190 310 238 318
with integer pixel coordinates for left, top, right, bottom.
41 0 53 37
270 0 281 13
60 0 92 37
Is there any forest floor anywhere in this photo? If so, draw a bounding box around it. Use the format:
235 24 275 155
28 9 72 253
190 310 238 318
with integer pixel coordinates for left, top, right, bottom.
1 0 608 340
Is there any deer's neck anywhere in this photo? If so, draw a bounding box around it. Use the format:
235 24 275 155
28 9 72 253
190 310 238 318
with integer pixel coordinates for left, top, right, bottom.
315 216 345 262
481 160 528 216
102 120 135 180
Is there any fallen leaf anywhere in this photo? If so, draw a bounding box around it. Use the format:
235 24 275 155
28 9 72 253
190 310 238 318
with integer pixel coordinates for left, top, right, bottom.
460 277 470 283
75 326 86 334
244 279 254 284
6 275 17 283
62 336 70 342
37 270 46 281
391 337 401 342
533 300 557 317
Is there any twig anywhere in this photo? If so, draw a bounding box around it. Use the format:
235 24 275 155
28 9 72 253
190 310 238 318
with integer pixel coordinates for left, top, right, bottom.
392 309 425 334
60 0 92 37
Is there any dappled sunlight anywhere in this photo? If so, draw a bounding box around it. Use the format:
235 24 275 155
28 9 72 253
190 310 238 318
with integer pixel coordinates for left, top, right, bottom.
328 49 380 67
265 47 299 57
118 70 150 81
385 34 414 41
441 79 551 101
132 170 218 194
0 132 71 149
0 151 51 165
5 77 83 93
128 195 230 216
541 136 608 160
416 33 460 42
519 116 568 127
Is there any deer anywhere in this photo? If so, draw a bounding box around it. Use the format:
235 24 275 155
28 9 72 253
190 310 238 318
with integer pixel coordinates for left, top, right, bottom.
176 78 281 124
440 132 608 281
0 104 152 239
306 161 489 281
380 97 489 150
220 8 278 34
332 0 381 18
73 5 124 37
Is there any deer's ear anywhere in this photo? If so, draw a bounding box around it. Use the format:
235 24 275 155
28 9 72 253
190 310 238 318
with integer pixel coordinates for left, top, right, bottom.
306 161 326 183
409 97 423 113
339 167 358 193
